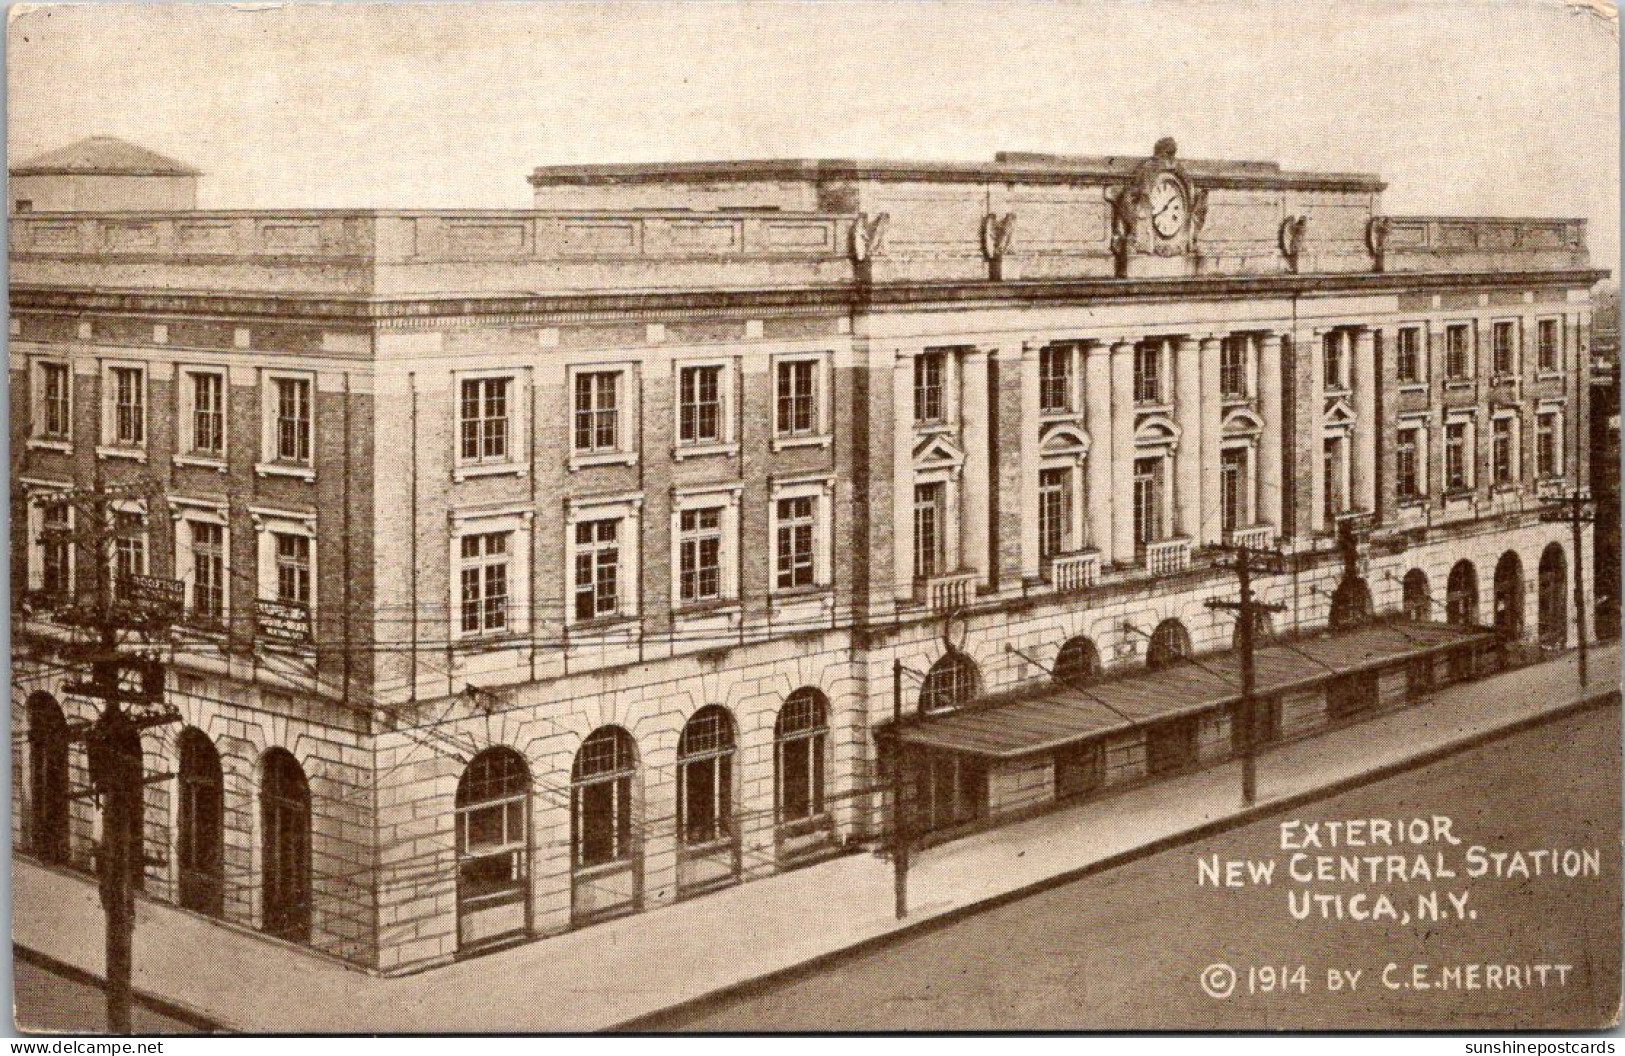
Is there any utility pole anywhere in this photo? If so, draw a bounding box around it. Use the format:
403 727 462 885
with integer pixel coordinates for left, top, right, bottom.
892 658 909 919
28 473 178 1034
1207 544 1285 806
1539 488 1594 687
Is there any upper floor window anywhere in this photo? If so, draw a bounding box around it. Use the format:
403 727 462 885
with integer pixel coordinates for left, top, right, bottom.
1492 415 1518 485
1536 411 1563 478
914 351 946 425
35 361 71 440
274 534 313 609
776 359 818 437
1132 456 1166 553
1219 447 1249 532
573 371 620 454
1322 331 1348 391
187 370 226 457
113 510 147 598
104 365 146 448
1039 346 1074 414
38 500 73 599
1538 318 1561 372
677 507 725 605
1396 328 1423 384
678 364 723 445
573 519 622 622
1219 336 1250 400
262 373 313 469
913 482 946 579
1445 325 1472 380
1397 426 1427 500
1323 436 1348 521
188 520 227 625
459 376 511 465
1492 321 1518 376
775 495 817 590
459 532 510 636
1444 421 1472 491
1134 343 1162 405
1038 467 1073 560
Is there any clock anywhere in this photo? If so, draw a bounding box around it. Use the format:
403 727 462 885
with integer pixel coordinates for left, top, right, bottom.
1148 173 1188 239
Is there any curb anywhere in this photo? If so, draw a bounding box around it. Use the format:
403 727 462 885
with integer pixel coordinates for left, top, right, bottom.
12 943 224 1035
612 688 1622 1032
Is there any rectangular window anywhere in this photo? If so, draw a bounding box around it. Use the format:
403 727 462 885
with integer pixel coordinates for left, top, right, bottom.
678 365 723 444
111 367 145 446
1039 346 1073 413
1538 319 1560 372
1134 343 1161 404
458 377 510 464
1397 328 1422 384
1446 325 1471 380
114 511 146 596
41 502 71 598
913 482 944 579
274 534 312 607
573 519 620 621
1220 448 1247 532
775 360 817 437
573 372 619 453
1493 321 1517 376
1132 457 1163 553
775 496 817 590
1445 422 1469 490
678 508 724 604
1323 437 1346 521
272 377 312 465
1322 332 1346 390
1219 336 1249 399
459 532 509 635
190 372 225 455
191 522 225 623
1038 467 1071 560
1536 412 1561 477
1492 417 1515 485
1397 427 1422 499
39 362 70 439
914 352 946 424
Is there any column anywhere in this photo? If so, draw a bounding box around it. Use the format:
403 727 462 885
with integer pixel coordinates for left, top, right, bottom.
1258 333 1284 532
1017 343 1042 582
1353 328 1377 513
891 349 915 599
1110 340 1137 563
1084 342 1114 564
1198 335 1223 543
1174 336 1201 539
1308 329 1327 533
961 347 991 584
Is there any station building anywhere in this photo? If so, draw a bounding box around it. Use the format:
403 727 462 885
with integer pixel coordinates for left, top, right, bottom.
9 136 1602 971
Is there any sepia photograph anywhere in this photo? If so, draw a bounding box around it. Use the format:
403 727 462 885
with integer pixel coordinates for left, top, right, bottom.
5 0 1621 1037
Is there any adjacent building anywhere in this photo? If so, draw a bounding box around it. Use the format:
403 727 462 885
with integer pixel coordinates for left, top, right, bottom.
10 137 1602 972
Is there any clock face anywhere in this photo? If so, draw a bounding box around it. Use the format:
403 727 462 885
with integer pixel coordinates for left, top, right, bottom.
1148 174 1188 238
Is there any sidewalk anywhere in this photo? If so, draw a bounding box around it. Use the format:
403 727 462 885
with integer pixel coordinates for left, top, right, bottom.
12 645 1620 1034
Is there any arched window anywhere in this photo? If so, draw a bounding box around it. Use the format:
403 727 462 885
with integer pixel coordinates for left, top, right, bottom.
570 727 641 923
455 747 529 949
1446 560 1479 626
1402 569 1431 621
26 693 69 866
1493 551 1524 639
775 690 829 826
1146 619 1191 671
260 748 311 943
1230 611 1275 651
1539 543 1569 647
919 651 980 713
1328 576 1374 631
177 728 224 916
677 707 737 847
1054 637 1102 686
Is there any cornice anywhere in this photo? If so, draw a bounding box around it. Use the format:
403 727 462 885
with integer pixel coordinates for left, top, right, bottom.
10 268 1608 325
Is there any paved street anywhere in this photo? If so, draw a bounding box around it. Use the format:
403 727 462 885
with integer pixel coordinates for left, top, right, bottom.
13 951 205 1035
638 704 1622 1032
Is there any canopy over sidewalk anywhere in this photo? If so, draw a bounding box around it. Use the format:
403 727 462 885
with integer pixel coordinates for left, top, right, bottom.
896 620 1500 760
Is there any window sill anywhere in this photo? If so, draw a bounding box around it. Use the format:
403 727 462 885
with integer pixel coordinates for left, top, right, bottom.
173 454 228 473
453 461 529 483
453 631 529 653
1038 408 1081 423
567 615 640 636
1490 374 1520 386
1398 496 1430 509
1443 487 1476 502
1491 482 1520 494
914 420 955 436
1132 400 1172 414
255 461 315 481
672 441 739 462
568 450 637 472
96 445 147 463
1442 378 1476 391
26 438 72 454
1535 371 1567 383
1324 385 1351 398
672 600 741 620
771 433 833 452
1397 382 1428 394
1219 394 1254 408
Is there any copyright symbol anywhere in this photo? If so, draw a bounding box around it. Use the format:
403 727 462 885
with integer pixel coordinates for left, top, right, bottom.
1200 963 1237 999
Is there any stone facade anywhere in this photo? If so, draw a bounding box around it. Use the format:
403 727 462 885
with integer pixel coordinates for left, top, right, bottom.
9 143 1604 973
